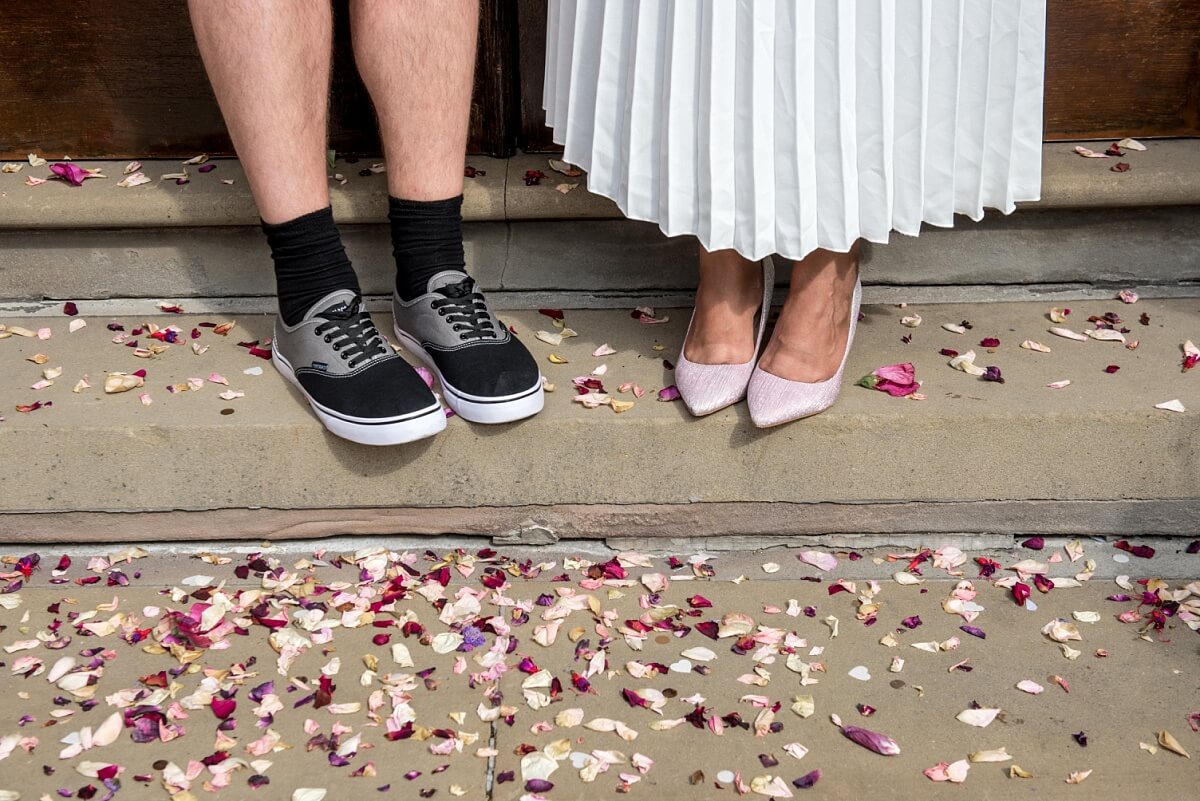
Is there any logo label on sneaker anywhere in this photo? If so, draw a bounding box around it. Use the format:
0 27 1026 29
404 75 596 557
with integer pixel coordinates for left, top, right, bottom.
311 361 329 372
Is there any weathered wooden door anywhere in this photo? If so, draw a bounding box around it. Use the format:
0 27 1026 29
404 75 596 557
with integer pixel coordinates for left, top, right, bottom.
1 0 1196 159
0 0 520 158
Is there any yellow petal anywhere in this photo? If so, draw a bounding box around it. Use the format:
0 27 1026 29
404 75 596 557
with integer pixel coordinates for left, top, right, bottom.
1158 730 1190 758
609 399 635 414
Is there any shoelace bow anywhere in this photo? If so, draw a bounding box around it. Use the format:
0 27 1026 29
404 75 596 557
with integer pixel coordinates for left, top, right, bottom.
313 296 389 368
431 278 497 340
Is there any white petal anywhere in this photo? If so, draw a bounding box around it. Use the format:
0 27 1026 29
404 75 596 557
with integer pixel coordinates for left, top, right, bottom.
292 790 328 801
956 708 1001 727
1084 328 1125 342
1049 327 1088 342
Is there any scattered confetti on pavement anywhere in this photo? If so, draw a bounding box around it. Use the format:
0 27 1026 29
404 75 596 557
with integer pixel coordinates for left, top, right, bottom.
0 541 1196 800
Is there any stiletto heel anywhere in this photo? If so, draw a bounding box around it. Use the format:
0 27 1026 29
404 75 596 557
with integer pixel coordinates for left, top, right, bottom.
675 259 775 416
747 278 862 427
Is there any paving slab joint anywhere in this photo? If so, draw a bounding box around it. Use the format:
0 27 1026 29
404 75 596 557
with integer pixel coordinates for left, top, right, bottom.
492 519 561 546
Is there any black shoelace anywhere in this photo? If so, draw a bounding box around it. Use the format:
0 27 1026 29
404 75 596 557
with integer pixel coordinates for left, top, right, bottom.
313 296 389 368
431 278 497 341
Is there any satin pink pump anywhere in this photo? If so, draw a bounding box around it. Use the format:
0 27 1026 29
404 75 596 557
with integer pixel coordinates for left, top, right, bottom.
747 277 862 427
675 259 775 416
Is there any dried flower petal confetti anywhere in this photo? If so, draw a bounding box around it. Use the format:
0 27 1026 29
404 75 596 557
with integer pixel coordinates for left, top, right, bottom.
924 759 970 783
1050 327 1088 342
1158 731 1190 758
829 714 900 755
956 708 1001 727
856 362 919 397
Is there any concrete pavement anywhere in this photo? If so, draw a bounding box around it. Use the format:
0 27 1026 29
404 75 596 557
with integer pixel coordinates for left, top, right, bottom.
0 539 1195 800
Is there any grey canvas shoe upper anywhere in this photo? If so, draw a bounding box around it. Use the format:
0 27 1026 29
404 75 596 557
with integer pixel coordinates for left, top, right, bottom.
271 289 444 445
392 271 543 423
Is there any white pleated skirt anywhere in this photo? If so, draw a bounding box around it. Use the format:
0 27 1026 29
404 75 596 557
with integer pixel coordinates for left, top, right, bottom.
543 0 1046 262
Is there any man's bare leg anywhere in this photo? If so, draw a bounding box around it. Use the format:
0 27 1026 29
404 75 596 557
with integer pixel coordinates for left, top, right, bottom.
188 0 332 223
350 0 478 202
186 2 447 446
348 0 543 425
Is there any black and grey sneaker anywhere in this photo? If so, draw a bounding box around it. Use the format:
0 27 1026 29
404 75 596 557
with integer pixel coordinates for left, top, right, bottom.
392 271 543 424
272 289 446 445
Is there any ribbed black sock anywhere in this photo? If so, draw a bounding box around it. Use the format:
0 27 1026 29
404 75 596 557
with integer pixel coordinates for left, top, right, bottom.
389 194 467 301
262 206 361 326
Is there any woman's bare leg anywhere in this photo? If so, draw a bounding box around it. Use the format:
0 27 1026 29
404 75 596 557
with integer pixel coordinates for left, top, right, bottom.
683 245 765 364
758 244 861 382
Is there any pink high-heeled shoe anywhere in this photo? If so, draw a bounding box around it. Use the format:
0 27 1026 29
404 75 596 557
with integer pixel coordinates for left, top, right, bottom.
675 259 775 416
747 277 862 427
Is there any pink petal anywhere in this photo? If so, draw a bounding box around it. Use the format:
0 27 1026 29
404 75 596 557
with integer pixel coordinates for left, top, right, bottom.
414 366 435 390
49 162 90 186
657 385 680 402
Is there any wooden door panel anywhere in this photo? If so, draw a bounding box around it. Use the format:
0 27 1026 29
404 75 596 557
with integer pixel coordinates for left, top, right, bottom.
0 0 516 158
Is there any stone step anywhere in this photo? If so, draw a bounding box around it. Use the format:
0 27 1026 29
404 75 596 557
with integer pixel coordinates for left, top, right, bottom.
5 143 1200 231
2 145 1198 305
1 297 1196 541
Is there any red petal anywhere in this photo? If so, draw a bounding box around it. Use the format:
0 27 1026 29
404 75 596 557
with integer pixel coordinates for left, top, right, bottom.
211 698 237 719
1012 582 1031 607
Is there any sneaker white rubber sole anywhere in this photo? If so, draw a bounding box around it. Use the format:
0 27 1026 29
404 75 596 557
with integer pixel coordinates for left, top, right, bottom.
393 325 545 424
273 349 446 446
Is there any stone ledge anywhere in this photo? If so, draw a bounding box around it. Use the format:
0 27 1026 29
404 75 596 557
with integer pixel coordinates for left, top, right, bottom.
1 206 1196 304
2 140 1196 230
3 499 1196 543
1 302 1196 533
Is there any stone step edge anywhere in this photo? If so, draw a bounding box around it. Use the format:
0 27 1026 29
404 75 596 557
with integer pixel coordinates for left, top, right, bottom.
5 281 1200 318
1 499 1194 543
3 141 1198 230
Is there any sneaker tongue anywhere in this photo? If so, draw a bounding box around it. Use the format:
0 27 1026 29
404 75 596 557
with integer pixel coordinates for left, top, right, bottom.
427 270 474 298
305 290 360 321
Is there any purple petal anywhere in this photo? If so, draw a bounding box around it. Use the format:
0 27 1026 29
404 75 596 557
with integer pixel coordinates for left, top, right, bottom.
49 162 89 186
839 723 901 755
1022 536 1045 550
960 625 986 639
525 779 554 793
793 770 821 789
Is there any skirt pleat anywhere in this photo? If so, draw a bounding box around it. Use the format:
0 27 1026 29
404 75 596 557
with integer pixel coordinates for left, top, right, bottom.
544 0 1046 262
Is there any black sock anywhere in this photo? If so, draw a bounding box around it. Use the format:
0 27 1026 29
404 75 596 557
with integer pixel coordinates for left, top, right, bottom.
389 195 467 301
262 206 361 326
